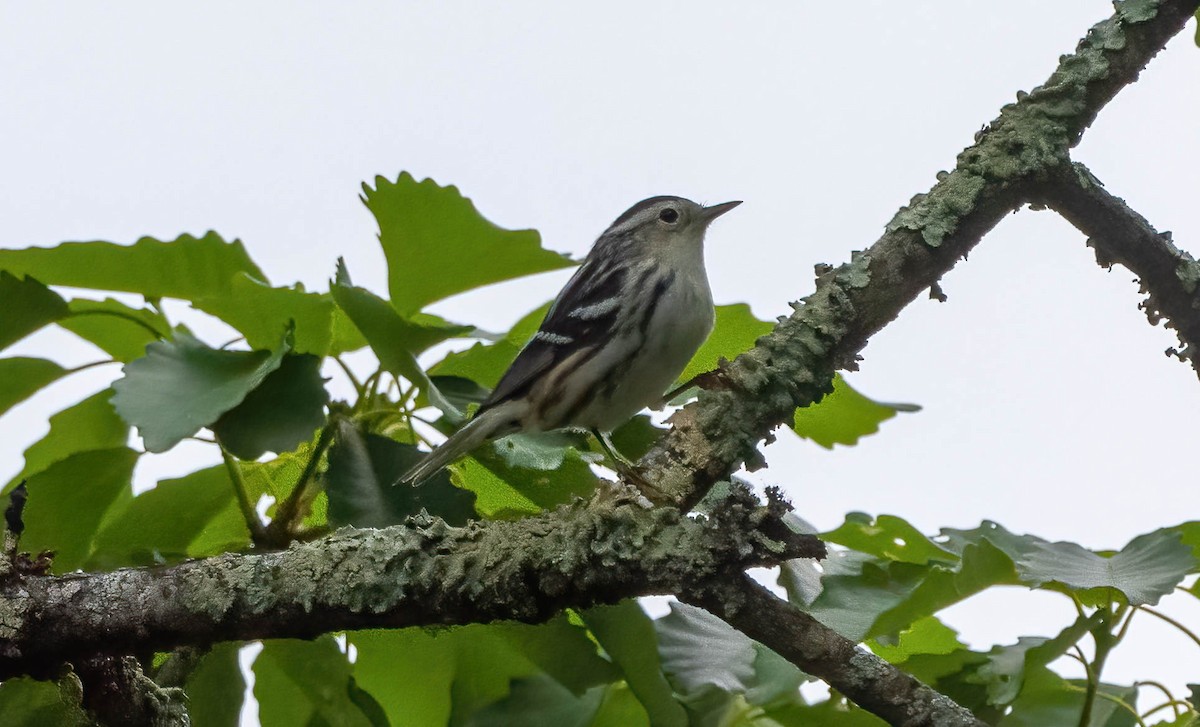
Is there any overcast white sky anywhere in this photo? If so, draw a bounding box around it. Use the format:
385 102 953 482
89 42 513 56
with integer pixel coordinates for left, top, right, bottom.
3 0 1199 715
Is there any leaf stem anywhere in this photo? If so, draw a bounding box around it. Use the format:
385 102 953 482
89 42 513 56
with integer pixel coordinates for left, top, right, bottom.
332 356 364 399
1136 605 1200 650
1136 680 1184 720
219 443 267 546
63 359 121 375
1077 605 1123 727
267 420 337 543
1064 681 1149 727
65 308 166 339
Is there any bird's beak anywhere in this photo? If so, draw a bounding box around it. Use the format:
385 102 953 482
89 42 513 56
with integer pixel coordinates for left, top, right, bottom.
700 200 743 224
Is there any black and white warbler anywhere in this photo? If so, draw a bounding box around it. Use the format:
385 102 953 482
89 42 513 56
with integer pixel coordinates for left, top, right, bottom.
401 196 741 484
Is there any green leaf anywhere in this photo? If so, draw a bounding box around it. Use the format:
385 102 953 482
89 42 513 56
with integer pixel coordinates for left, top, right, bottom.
21 447 138 572
183 642 246 727
0 357 68 416
111 331 290 453
655 602 802 706
969 612 1102 708
796 538 1019 642
607 415 666 462
451 440 598 519
1016 529 1197 606
363 172 573 314
330 305 370 355
678 303 772 384
463 675 607 727
331 268 460 415
0 272 68 351
583 601 688 727
87 465 248 569
869 616 966 665
325 424 476 528
349 617 616 726
0 232 266 300
999 667 1137 727
669 304 918 448
211 354 329 460
428 303 550 388
793 374 920 449
0 678 88 726
333 260 475 352
5 390 129 493
253 637 377 727
823 513 958 565
57 298 171 363
762 698 887 727
193 273 335 356
590 683 652 727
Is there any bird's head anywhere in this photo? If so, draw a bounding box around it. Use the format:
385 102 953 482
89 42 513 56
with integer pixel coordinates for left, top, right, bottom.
603 196 741 255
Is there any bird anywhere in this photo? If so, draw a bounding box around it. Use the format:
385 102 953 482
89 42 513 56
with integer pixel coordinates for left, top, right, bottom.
400 195 741 485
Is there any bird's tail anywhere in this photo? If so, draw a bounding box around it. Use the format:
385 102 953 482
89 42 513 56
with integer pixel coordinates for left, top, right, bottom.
399 409 510 485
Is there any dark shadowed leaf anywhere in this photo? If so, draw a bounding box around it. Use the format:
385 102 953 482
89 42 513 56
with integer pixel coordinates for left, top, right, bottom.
463 675 607 727
823 513 957 565
88 465 248 569
363 172 573 314
0 358 68 416
793 374 920 449
678 303 772 384
0 678 89 726
583 601 687 727
795 538 1018 642
111 331 290 452
325 424 476 528
999 667 1137 727
5 390 129 493
0 232 265 300
193 273 336 356
183 642 246 727
21 447 138 572
0 272 68 351
57 298 171 363
211 354 329 460
762 699 887 726
1015 529 1196 606
607 415 666 462
253 638 378 727
968 612 1102 708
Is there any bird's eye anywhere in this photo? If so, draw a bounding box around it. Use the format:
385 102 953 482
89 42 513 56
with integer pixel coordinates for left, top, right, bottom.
659 208 679 224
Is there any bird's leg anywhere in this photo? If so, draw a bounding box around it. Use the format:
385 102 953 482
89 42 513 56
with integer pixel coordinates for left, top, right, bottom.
592 429 650 487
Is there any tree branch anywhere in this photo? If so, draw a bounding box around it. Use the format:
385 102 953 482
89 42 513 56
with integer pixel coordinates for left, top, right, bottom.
0 487 823 681
75 654 187 727
684 575 987 727
1039 162 1200 370
638 0 1200 511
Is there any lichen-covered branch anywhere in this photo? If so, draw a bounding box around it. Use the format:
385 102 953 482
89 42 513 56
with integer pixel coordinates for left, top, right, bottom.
74 655 187 727
1040 162 1200 369
638 0 1200 510
684 576 987 727
0 488 823 681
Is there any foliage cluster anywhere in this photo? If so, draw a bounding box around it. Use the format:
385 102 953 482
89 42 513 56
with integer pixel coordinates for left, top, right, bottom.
0 174 1196 725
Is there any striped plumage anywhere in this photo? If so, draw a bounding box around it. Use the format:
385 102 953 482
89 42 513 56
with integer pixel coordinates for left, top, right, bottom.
401 196 740 485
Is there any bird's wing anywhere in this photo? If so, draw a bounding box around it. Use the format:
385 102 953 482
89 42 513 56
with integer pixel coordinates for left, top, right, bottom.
478 255 629 413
